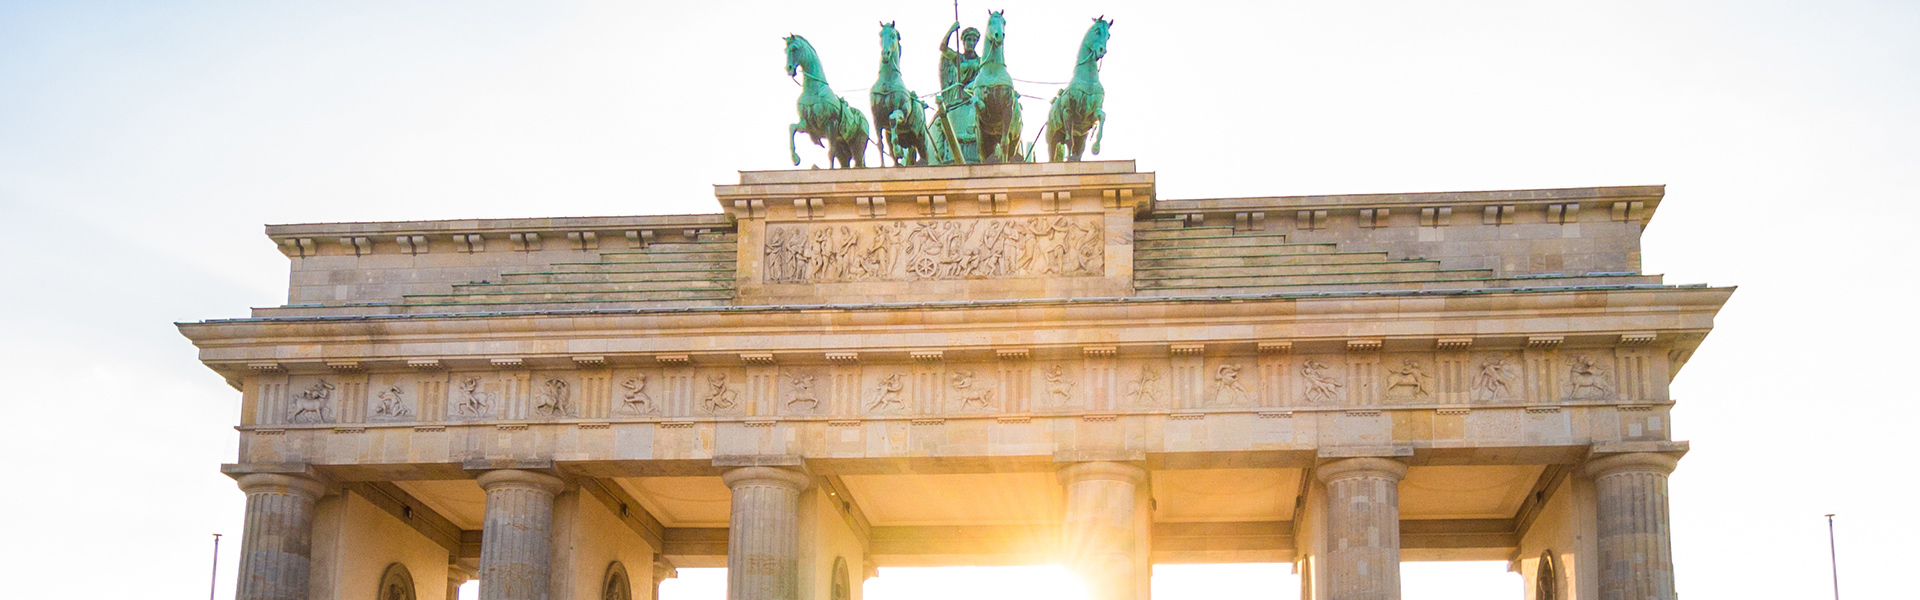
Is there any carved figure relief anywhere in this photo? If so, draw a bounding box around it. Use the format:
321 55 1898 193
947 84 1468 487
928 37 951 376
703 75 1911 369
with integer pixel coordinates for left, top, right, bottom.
1123 365 1165 406
288 379 334 424
701 373 740 413
1301 360 1344 405
533 378 575 418
618 375 657 414
453 376 495 418
1472 356 1520 402
371 385 413 420
1207 364 1251 406
764 216 1104 283
1565 355 1616 401
785 371 821 412
866 373 907 412
1383 358 1434 402
948 369 996 410
1043 364 1077 407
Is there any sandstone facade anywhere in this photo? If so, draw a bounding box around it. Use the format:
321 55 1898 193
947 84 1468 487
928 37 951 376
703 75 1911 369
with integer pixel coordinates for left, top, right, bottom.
182 162 1726 600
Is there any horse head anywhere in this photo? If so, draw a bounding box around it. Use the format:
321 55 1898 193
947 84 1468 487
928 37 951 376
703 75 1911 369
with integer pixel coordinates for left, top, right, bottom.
1080 17 1113 66
986 10 1006 47
784 34 813 77
879 21 901 67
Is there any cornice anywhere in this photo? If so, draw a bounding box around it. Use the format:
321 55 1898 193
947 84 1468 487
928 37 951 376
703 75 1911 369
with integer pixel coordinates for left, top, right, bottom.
179 286 1732 374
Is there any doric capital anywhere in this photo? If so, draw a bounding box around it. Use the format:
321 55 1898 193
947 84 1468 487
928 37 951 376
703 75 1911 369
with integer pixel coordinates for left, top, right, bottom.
475 469 565 496
720 466 811 491
1316 457 1409 484
652 557 679 584
235 472 326 501
1058 461 1149 486
1585 452 1679 479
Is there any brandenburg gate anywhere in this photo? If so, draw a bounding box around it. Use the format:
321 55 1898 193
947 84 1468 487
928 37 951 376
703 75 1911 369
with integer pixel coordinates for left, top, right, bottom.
180 161 1728 600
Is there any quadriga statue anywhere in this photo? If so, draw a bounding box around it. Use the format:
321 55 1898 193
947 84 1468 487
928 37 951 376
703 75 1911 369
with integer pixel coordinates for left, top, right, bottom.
785 34 870 168
1045 17 1112 162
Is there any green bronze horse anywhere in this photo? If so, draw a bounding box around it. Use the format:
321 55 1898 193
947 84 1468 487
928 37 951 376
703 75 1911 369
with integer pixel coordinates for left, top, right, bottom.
870 22 933 167
965 11 1026 163
1046 17 1112 162
785 34 869 169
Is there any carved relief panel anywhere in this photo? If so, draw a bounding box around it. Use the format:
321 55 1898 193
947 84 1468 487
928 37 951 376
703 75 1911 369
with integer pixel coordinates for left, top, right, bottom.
611 369 666 416
1203 360 1254 407
1297 357 1346 406
286 377 337 424
781 367 829 416
1470 353 1522 403
367 372 421 423
1035 362 1081 411
763 216 1105 284
1380 355 1436 404
1118 360 1171 410
861 367 912 415
447 374 503 420
1561 353 1618 401
530 372 580 419
696 369 747 416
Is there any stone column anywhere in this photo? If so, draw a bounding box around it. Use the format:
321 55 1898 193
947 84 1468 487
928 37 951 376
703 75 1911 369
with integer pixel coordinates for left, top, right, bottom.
1587 452 1679 600
722 467 811 600
1060 462 1148 600
477 469 565 600
234 473 326 600
1316 458 1407 600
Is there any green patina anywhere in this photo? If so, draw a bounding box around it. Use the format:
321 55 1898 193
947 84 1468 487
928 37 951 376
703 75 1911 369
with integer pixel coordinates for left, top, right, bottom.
870 22 934 167
1045 17 1112 162
785 34 869 169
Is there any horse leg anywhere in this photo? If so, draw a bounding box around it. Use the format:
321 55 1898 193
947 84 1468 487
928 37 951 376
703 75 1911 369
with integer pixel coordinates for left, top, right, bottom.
789 122 807 166
1091 107 1106 156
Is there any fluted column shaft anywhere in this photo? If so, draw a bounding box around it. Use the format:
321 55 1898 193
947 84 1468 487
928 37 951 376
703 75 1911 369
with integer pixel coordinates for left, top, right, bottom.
235 473 326 600
478 470 565 600
1588 453 1679 600
1317 458 1407 600
723 467 811 600
1060 462 1148 600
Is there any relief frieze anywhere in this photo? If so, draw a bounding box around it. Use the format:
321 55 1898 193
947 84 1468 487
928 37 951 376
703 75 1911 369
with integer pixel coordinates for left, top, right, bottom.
1564 354 1617 401
1383 357 1435 403
763 216 1104 284
1471 354 1521 403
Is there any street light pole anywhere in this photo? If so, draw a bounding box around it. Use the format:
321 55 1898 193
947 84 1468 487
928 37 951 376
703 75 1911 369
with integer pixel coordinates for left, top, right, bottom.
1824 514 1839 600
210 533 223 600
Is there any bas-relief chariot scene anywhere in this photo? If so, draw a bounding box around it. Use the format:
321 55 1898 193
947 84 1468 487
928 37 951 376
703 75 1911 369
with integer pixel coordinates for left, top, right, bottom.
250 350 1657 427
762 216 1106 284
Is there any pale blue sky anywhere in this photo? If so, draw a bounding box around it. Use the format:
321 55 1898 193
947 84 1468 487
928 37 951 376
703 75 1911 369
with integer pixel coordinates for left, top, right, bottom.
2 2 1915 599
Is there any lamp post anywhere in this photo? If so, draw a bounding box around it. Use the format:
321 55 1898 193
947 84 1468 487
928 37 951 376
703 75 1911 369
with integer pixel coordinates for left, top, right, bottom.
1824 514 1838 600
210 533 223 600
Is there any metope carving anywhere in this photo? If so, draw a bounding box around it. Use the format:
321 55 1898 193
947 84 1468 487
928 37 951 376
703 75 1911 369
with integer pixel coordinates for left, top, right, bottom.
618 375 657 414
371 385 414 421
1207 364 1250 406
701 373 740 413
1123 365 1165 406
533 378 574 418
288 379 335 424
1043 364 1078 407
1565 354 1616 401
452 377 496 418
1301 360 1344 405
785 371 822 412
763 216 1104 284
948 369 996 410
866 373 907 413
1472 356 1520 402
1383 358 1434 402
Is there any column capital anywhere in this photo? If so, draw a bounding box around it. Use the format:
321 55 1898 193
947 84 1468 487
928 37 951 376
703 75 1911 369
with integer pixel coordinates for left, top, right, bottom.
652 557 679 584
1585 452 1679 479
1058 461 1149 486
720 466 811 491
235 472 326 501
1315 456 1409 484
476 469 565 495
